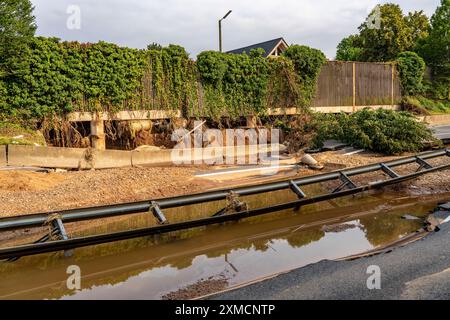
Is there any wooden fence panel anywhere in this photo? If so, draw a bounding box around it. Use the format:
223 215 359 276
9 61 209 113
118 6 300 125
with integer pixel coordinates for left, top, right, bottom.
311 62 354 107
312 61 402 109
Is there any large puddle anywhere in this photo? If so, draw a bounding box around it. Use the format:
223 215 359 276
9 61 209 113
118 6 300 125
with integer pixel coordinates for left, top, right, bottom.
0 188 448 300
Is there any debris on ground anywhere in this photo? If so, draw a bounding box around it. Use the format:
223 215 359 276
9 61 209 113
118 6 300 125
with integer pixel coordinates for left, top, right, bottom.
322 140 349 151
300 154 324 170
425 202 450 231
401 214 422 220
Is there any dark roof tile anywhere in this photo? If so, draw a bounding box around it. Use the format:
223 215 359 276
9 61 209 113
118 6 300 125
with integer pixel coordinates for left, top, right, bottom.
226 38 287 57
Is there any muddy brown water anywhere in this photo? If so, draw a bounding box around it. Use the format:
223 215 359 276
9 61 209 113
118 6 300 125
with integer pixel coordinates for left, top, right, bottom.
0 187 449 300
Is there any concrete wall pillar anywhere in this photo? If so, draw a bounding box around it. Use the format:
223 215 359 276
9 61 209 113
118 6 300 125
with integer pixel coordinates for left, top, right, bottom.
246 115 257 128
90 119 106 150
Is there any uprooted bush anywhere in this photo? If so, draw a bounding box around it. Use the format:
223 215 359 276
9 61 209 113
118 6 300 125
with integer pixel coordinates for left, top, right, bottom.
312 108 440 155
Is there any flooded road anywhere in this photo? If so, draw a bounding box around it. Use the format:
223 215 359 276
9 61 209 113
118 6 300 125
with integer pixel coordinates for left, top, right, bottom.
0 188 448 300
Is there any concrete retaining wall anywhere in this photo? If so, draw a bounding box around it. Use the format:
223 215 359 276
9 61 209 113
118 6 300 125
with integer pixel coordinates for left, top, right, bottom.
5 144 286 169
0 145 6 167
419 114 450 126
8 145 132 169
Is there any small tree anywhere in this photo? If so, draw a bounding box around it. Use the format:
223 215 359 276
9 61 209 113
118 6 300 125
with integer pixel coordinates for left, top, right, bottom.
396 51 426 96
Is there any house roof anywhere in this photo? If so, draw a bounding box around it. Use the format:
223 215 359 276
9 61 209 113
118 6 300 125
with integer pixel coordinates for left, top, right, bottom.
226 37 288 57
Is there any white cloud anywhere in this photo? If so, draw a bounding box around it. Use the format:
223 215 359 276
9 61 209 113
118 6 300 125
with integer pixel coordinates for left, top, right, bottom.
30 0 441 58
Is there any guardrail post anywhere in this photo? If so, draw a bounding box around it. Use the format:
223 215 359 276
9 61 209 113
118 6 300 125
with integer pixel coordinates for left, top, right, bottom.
150 201 168 224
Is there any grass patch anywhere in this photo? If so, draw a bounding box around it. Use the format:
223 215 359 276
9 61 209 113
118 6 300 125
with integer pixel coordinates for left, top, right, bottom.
401 96 450 115
0 122 46 146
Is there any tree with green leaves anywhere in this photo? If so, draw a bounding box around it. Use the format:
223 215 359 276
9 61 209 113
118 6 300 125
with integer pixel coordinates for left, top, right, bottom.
417 0 449 100
0 0 37 73
335 35 363 61
357 4 429 62
338 4 430 62
0 0 36 113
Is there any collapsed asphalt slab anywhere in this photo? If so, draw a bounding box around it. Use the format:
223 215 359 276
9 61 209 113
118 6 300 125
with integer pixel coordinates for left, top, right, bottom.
210 206 450 300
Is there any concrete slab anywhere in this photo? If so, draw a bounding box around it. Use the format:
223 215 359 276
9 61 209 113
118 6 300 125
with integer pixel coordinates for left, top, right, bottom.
420 114 450 126
322 140 349 151
432 126 450 143
438 202 450 211
0 145 6 167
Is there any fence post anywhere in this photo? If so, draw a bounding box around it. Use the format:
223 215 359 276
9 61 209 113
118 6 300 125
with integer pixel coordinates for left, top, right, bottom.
352 62 356 113
391 64 395 107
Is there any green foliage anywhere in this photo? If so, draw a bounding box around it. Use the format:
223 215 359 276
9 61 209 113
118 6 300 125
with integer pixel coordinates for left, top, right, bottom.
0 120 46 145
396 51 426 95
313 108 437 155
196 50 270 118
0 0 36 73
353 4 429 62
402 95 450 114
147 44 199 115
416 0 450 100
336 35 363 61
282 45 326 106
266 57 299 109
3 37 148 117
0 33 325 120
147 42 163 51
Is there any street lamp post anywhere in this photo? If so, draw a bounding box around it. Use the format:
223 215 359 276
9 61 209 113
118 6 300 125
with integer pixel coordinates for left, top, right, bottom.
219 10 232 52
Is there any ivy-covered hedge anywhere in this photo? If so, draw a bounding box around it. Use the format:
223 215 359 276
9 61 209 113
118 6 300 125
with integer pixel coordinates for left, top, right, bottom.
282 45 327 106
0 37 326 120
197 49 270 118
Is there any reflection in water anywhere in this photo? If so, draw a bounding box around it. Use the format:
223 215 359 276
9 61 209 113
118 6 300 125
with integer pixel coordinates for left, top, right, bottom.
0 189 447 300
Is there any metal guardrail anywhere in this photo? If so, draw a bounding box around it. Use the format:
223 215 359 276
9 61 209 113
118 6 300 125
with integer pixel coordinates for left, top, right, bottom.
0 149 449 260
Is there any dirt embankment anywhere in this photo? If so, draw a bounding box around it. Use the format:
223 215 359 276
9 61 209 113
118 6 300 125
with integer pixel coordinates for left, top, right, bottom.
0 150 449 217
0 167 216 217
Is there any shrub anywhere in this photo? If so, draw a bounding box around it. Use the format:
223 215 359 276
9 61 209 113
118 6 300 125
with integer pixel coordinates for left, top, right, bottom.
396 51 426 95
313 108 438 155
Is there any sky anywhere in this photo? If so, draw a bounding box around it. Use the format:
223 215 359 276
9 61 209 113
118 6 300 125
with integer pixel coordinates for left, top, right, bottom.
30 0 441 59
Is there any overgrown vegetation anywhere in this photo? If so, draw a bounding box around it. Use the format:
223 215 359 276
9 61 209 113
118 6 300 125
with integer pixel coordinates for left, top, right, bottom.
1 36 325 121
196 45 325 119
312 109 439 155
401 96 450 115
396 51 426 96
0 121 46 146
282 45 327 106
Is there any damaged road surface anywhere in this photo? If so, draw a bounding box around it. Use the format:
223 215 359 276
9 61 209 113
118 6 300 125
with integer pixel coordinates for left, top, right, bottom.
210 204 450 300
